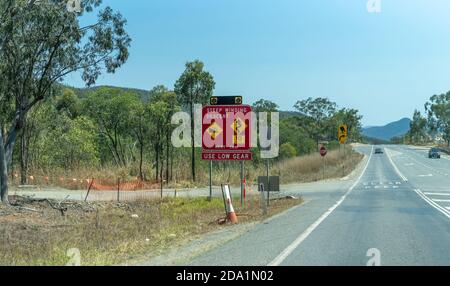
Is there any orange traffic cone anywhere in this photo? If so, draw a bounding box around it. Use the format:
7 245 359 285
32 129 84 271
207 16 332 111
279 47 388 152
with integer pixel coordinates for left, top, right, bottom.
226 198 238 223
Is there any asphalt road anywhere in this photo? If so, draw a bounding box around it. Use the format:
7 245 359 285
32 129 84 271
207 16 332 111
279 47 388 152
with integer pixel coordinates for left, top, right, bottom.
187 145 450 266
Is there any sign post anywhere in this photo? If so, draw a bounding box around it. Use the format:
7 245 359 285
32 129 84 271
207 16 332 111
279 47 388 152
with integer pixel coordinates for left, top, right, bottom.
240 161 244 207
338 124 348 177
209 161 212 201
320 145 327 180
266 159 270 206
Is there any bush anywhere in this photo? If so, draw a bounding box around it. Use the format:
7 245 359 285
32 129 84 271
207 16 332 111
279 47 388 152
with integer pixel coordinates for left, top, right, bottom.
280 143 298 159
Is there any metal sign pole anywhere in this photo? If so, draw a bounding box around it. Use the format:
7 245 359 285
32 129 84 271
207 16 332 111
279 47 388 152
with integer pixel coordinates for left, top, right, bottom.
209 160 213 201
266 159 270 207
240 161 244 207
323 156 325 180
341 144 344 177
259 183 267 215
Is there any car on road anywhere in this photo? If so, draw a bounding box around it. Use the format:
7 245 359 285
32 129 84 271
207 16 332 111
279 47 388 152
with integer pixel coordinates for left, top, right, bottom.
428 148 441 159
374 148 384 154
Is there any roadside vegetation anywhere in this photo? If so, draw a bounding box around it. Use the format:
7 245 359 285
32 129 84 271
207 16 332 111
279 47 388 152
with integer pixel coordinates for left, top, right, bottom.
8 85 365 190
0 2 365 203
392 92 449 151
0 195 302 266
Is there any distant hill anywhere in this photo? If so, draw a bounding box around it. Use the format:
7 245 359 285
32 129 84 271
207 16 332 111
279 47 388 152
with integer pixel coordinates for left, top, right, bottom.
67 85 152 102
362 118 411 141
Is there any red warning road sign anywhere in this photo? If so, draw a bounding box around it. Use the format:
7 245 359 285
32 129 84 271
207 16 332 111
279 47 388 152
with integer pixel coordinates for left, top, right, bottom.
201 151 253 161
320 146 327 157
202 105 252 161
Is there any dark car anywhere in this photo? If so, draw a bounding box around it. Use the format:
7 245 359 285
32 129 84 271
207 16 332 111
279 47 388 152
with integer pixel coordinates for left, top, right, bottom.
428 148 441 159
374 148 383 154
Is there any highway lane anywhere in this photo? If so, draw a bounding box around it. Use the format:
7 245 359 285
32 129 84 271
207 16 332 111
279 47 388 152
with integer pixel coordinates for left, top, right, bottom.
386 145 450 218
187 145 450 266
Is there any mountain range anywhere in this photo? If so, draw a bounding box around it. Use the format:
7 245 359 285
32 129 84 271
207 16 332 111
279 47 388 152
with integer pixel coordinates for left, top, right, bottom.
362 118 411 142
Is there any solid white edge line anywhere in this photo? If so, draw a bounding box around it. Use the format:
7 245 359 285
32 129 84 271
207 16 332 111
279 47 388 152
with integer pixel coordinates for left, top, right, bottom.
384 147 408 182
424 192 450 196
432 199 450 203
267 145 374 266
414 189 450 219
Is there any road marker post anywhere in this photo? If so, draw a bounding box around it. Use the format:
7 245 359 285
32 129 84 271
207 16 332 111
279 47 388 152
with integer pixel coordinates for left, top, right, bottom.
259 183 267 216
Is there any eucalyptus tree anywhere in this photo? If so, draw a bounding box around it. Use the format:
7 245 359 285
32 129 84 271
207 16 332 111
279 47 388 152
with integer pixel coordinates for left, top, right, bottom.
174 60 215 182
0 0 131 203
425 92 450 147
294 97 337 147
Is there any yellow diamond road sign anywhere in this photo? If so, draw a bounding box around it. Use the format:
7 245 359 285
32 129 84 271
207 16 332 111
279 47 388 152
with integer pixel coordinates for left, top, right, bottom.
338 124 348 144
231 118 247 134
231 118 247 145
207 122 223 140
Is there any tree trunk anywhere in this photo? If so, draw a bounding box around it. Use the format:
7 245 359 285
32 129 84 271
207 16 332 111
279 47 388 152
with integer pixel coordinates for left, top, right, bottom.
139 141 144 180
170 147 174 181
155 144 159 181
0 127 9 204
165 131 169 182
20 118 28 185
190 103 196 182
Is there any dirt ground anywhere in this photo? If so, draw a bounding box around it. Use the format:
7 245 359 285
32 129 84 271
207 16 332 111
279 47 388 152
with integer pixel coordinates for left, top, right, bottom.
0 195 302 266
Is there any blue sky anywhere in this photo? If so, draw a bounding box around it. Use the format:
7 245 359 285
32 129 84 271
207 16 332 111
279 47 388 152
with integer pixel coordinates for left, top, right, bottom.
64 0 450 126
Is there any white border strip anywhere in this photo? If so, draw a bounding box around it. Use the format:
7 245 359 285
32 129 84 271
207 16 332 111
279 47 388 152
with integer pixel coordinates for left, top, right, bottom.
267 145 374 266
385 147 408 182
414 189 450 219
424 192 450 196
432 199 450 203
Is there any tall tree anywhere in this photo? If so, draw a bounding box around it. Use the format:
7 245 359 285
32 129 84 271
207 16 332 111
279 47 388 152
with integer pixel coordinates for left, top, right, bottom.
294 97 337 147
174 60 215 182
330 108 363 142
0 0 131 203
425 92 450 146
83 88 139 168
409 110 427 144
252 99 279 113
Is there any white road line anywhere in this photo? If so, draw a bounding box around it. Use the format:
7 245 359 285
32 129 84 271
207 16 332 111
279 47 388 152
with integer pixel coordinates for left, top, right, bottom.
385 148 408 182
414 189 450 219
267 145 374 266
424 192 450 196
447 207 450 211
432 199 450 203
418 174 433 177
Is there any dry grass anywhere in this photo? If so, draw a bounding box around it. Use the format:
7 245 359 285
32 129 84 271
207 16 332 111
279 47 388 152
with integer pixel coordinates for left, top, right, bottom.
17 147 363 189
273 148 363 183
203 147 363 187
0 195 301 266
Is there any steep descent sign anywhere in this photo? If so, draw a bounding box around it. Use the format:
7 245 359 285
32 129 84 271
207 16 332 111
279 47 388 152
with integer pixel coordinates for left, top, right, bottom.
202 104 252 161
338 124 348 144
